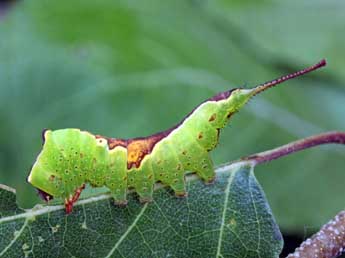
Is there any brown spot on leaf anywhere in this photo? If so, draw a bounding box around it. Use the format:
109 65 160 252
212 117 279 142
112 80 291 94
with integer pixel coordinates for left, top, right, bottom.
198 132 203 139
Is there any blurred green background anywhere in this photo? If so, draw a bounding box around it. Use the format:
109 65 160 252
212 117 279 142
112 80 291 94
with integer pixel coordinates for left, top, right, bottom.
0 0 344 239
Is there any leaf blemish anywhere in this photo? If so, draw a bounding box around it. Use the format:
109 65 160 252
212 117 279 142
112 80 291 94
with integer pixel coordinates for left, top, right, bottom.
51 224 60 233
81 221 87 229
229 218 237 227
22 243 30 250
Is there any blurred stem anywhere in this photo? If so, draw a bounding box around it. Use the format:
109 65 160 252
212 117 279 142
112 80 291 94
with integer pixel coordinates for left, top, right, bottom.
240 131 345 258
242 131 345 165
286 210 345 258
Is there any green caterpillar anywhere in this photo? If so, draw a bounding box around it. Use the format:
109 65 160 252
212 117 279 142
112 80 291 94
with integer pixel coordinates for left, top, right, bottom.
27 60 326 213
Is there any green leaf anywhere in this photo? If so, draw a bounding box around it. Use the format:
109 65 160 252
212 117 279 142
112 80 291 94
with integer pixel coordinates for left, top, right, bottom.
0 163 283 258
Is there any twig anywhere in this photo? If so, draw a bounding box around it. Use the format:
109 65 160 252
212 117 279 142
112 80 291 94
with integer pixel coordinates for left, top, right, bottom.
239 131 345 258
242 131 345 165
286 210 345 258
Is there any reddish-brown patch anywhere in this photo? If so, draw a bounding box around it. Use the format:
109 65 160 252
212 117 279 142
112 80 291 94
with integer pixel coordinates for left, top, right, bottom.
107 138 127 149
208 89 235 101
198 132 203 139
72 184 85 203
65 199 73 214
64 184 85 214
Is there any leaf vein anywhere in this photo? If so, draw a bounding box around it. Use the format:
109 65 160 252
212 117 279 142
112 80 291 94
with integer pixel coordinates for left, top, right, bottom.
216 168 237 258
104 203 148 258
0 219 29 256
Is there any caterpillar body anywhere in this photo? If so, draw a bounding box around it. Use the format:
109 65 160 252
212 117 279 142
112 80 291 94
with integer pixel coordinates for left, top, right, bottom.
27 60 326 213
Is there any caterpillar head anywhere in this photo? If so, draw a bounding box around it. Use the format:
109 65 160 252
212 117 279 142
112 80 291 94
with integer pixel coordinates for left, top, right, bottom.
27 129 65 201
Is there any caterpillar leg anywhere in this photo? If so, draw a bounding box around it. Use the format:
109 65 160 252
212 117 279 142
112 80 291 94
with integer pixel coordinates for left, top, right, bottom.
170 175 187 197
150 141 188 197
137 184 154 203
107 147 128 205
106 176 128 205
111 188 128 206
128 160 155 203
132 172 154 203
193 154 215 184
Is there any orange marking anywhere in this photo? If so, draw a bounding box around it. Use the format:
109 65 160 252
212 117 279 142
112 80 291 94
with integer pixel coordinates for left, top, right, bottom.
126 134 166 169
96 134 167 169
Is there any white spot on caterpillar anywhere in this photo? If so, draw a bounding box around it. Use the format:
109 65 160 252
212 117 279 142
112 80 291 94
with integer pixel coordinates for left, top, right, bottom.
38 236 44 243
27 173 32 183
96 138 108 148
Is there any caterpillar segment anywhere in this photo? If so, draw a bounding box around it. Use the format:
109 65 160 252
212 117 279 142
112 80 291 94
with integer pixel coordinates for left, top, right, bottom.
27 59 326 213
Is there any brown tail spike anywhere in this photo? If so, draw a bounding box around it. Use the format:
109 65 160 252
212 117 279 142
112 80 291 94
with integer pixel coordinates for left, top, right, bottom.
253 59 327 96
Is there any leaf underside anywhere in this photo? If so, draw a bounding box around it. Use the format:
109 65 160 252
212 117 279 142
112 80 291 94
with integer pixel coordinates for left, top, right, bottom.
0 164 283 258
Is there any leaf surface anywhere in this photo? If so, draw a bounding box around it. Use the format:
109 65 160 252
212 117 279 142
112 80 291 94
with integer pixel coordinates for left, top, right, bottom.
0 164 283 258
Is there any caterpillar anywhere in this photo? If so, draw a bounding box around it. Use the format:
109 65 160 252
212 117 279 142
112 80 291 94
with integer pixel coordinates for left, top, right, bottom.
27 59 326 213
